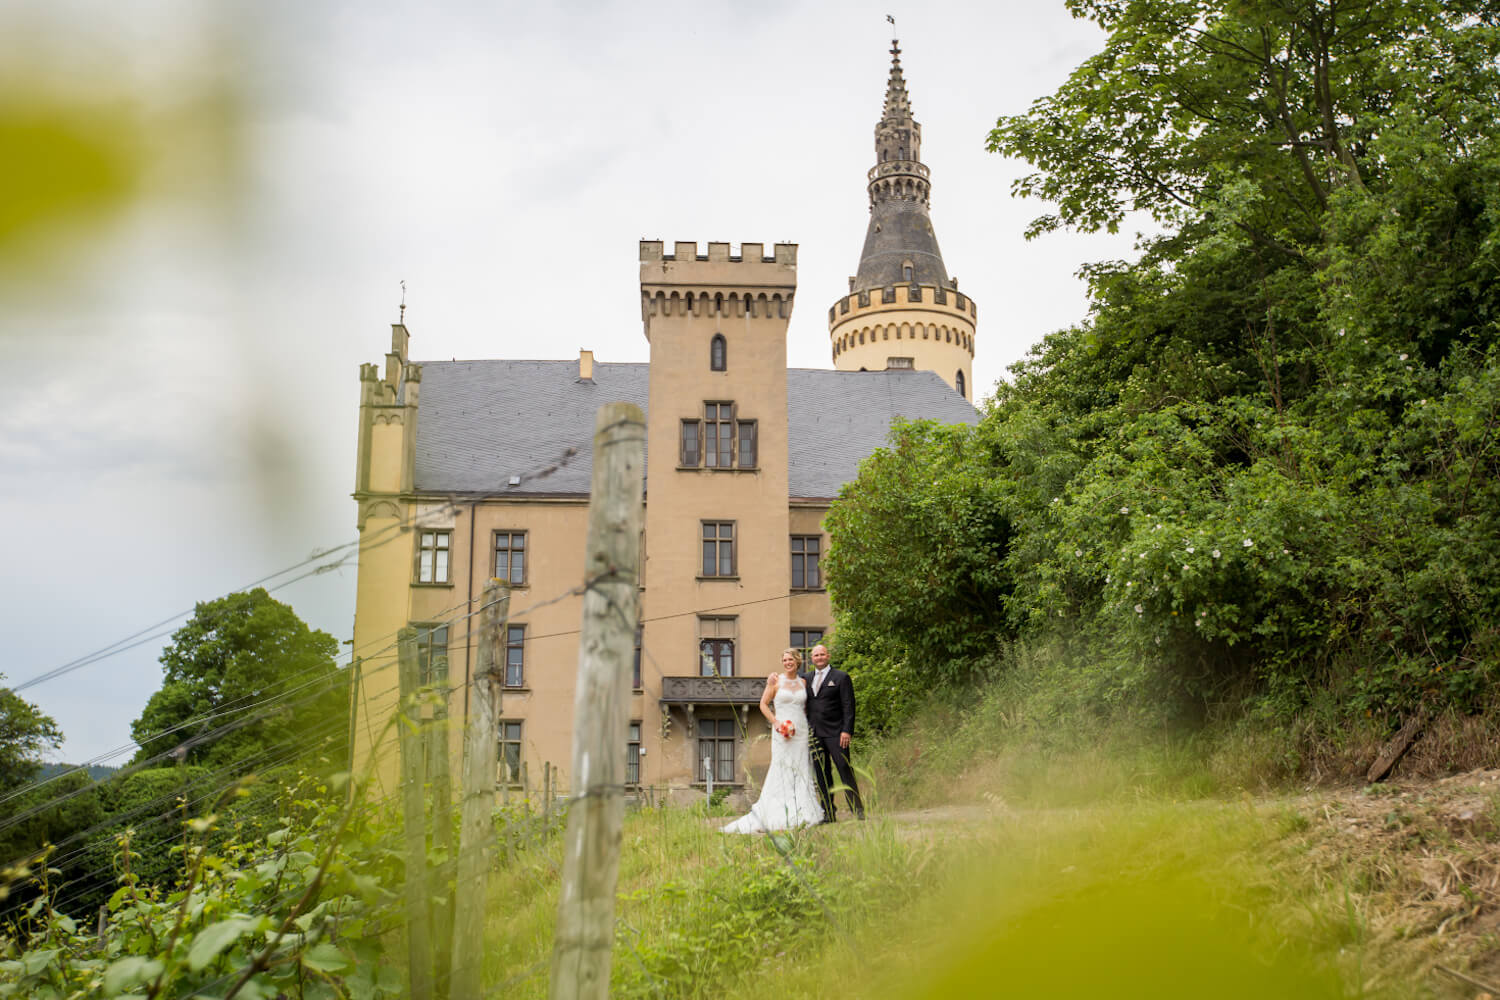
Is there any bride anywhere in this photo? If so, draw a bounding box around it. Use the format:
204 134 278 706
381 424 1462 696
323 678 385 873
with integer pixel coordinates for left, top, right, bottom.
722 648 825 833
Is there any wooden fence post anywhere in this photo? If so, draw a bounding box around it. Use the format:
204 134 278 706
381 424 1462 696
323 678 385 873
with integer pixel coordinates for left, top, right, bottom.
449 580 509 1000
397 627 435 1000
549 402 645 1000
427 660 455 999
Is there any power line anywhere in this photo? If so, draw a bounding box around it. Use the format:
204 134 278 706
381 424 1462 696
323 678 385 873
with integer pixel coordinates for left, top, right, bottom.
10 432 599 695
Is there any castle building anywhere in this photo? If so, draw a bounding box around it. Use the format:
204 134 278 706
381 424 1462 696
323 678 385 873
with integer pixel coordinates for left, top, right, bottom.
349 42 978 798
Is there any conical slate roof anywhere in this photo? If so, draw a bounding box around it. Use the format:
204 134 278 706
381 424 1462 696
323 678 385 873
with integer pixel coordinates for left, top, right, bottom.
852 40 952 293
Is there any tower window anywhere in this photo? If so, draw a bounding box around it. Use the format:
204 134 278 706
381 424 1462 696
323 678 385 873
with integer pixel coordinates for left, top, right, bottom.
710 333 727 371
701 521 736 578
956 370 966 398
902 262 913 282
704 403 734 468
737 420 757 469
680 419 702 467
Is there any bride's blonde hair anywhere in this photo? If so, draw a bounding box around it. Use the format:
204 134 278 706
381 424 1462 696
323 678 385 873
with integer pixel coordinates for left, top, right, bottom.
781 647 804 668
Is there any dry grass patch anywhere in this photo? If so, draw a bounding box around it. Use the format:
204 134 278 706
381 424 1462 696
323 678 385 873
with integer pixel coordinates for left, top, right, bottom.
1269 767 1500 996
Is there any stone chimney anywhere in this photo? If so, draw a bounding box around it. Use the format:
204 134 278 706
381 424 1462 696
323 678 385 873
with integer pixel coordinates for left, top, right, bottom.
578 349 595 381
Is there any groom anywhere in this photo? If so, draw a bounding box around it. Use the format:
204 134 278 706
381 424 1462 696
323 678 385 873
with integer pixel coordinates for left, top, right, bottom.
803 644 864 822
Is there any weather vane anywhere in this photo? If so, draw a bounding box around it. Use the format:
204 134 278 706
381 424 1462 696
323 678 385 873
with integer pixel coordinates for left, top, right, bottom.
399 279 406 324
887 13 896 36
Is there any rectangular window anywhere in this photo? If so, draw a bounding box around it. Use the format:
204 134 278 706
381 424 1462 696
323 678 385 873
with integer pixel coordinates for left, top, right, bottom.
790 628 825 663
698 616 736 676
697 718 736 783
791 535 822 589
626 721 642 786
887 356 914 369
704 403 734 469
633 624 643 690
416 530 451 584
494 531 526 586
680 419 702 467
498 720 522 784
414 624 450 686
505 624 526 687
737 420 757 469
701 521 736 577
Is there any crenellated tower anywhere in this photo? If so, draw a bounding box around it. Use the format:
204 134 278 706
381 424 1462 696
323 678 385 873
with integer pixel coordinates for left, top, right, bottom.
828 39 976 399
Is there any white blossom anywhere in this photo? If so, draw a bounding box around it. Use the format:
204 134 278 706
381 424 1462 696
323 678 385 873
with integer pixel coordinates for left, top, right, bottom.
1186 545 1194 553
1120 506 1130 514
1399 353 1408 361
1243 538 1253 548
1074 549 1082 557
1134 604 1143 614
1212 548 1221 559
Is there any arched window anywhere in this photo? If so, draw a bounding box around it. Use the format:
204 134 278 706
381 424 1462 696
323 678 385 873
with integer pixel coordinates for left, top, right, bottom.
710 334 727 371
902 260 913 283
956 370 966 398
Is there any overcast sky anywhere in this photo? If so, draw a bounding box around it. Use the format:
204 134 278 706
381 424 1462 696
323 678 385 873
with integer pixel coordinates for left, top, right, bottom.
2 1 1142 765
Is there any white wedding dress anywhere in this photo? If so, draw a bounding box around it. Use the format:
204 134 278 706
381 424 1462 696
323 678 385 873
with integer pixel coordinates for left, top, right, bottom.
722 679 825 833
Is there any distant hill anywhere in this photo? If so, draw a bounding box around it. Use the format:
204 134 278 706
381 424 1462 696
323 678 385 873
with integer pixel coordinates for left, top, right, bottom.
38 762 119 782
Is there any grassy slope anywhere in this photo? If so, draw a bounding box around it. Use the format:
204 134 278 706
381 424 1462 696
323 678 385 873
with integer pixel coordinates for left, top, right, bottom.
476 706 1500 999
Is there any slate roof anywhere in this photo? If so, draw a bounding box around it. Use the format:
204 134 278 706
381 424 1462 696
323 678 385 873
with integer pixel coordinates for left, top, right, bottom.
785 368 978 498
410 359 977 500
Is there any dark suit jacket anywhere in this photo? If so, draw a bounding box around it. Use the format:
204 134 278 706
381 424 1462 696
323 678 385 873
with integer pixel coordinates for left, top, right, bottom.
802 667 855 740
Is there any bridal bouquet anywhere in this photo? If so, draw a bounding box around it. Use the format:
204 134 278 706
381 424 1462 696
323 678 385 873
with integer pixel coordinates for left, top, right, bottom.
775 719 795 739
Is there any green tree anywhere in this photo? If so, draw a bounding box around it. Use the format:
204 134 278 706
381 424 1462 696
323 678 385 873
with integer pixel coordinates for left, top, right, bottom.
826 1 1500 732
989 0 1500 245
130 589 346 771
824 419 1016 693
0 677 63 792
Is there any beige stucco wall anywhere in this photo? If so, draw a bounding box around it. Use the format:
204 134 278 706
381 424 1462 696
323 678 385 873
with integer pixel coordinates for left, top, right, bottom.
828 285 977 399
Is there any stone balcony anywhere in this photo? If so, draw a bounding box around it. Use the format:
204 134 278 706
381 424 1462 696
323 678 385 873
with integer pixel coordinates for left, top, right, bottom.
659 675 764 705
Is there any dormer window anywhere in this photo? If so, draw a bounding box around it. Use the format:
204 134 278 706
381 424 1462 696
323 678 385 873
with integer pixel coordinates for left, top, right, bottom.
710 334 727 371
902 261 913 283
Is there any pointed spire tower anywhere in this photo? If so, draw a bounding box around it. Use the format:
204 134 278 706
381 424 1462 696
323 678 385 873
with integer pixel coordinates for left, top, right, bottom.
828 39 976 399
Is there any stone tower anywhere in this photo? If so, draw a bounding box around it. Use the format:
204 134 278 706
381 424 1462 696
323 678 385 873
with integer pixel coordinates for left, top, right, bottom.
827 40 977 399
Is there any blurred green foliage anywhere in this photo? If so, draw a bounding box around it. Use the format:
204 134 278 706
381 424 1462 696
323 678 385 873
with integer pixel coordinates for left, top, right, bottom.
0 107 139 253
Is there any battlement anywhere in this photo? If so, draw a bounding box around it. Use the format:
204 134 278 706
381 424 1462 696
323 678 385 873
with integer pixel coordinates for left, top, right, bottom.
827 284 977 326
640 240 797 266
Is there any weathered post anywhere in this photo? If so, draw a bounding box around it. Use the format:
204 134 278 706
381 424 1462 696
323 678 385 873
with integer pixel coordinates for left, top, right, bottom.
546 761 558 839
449 580 509 1000
346 656 363 799
548 403 645 1000
397 627 434 1000
427 659 455 999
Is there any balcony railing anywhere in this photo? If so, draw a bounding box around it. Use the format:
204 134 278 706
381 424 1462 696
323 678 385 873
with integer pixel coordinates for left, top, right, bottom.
659 675 764 705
